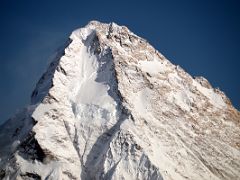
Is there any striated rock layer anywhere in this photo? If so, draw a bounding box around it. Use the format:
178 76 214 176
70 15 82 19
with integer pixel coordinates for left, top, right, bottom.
0 21 240 180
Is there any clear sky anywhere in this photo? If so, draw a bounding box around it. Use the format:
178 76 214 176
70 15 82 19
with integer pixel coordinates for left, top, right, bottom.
0 0 239 122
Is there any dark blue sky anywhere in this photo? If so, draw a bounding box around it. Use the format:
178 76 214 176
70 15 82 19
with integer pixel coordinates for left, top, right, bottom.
0 0 239 122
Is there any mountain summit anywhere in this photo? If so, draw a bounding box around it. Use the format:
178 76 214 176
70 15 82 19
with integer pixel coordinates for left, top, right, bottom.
0 21 239 180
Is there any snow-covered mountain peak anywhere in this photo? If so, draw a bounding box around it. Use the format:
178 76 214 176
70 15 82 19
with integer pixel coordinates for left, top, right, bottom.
0 21 239 180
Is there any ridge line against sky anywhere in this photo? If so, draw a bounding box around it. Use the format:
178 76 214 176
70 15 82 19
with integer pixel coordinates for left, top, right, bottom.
0 0 239 122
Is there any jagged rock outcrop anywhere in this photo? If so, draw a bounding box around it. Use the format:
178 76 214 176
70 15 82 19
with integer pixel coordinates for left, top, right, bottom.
0 21 240 180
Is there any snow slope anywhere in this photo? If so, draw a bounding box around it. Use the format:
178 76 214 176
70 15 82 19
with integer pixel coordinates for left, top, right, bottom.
0 21 240 180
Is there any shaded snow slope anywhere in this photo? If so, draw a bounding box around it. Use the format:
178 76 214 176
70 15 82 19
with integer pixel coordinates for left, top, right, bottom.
0 21 240 180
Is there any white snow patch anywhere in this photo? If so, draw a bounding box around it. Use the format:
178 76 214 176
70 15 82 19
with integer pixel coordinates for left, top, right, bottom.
167 90 193 112
193 80 226 108
132 88 153 119
138 57 168 75
71 27 93 41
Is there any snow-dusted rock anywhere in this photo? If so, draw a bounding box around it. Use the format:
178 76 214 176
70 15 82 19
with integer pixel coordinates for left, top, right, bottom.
0 21 240 180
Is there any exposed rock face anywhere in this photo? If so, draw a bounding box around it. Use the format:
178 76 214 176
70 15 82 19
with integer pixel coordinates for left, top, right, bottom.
0 21 240 180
